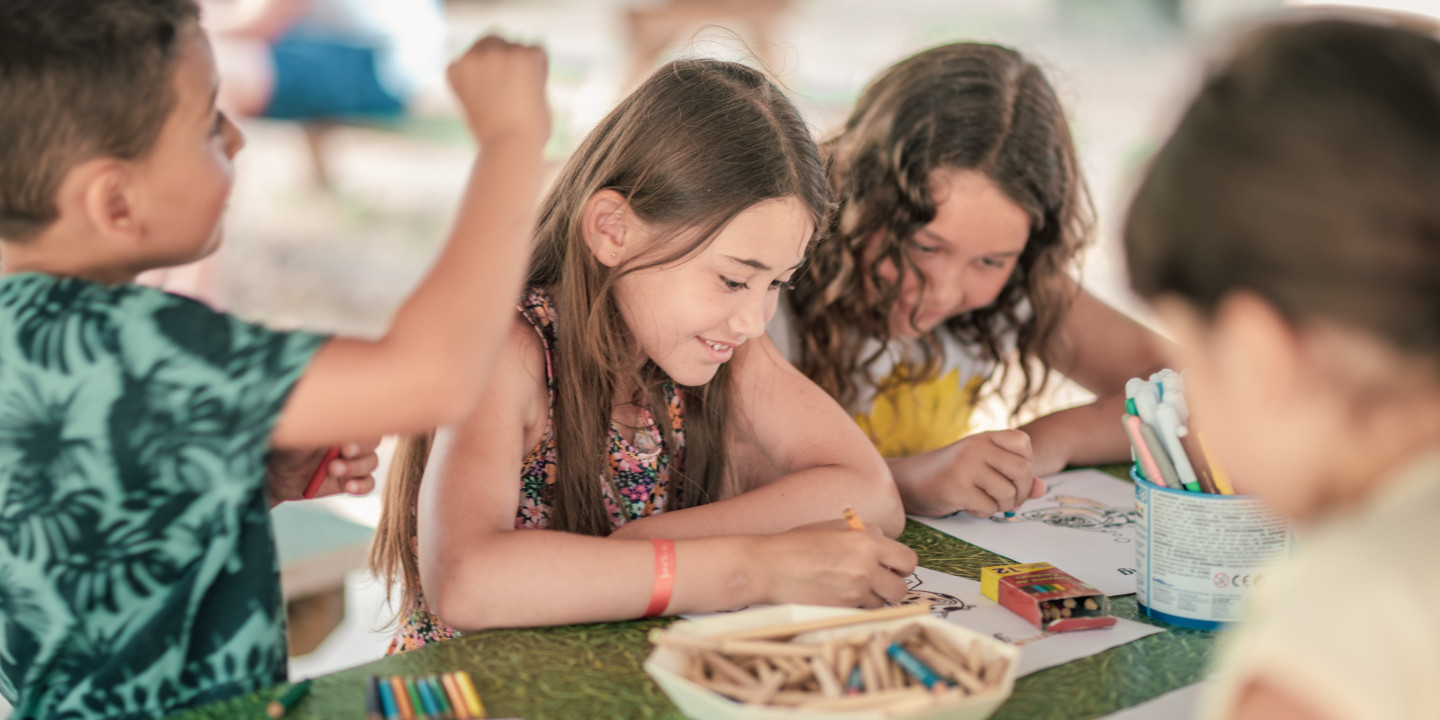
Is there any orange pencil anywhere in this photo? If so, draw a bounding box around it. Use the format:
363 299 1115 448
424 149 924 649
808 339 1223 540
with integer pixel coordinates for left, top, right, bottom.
441 673 470 720
388 676 415 720
843 506 865 531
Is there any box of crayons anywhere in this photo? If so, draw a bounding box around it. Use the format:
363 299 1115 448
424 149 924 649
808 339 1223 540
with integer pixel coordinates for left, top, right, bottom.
980 562 1115 633
644 603 1018 720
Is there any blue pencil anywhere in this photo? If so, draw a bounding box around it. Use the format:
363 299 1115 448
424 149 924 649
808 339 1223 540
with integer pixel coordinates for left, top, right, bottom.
416 675 441 719
377 675 400 720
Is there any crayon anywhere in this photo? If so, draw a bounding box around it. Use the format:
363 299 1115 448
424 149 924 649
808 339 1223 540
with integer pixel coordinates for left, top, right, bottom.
456 671 486 719
266 679 311 719
302 446 343 499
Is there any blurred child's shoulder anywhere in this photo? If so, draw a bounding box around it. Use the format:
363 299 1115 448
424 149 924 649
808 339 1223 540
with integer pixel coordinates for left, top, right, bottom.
0 272 176 318
0 271 321 380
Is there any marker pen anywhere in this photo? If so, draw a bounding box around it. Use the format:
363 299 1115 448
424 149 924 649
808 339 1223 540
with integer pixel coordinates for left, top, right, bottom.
1177 424 1218 494
1122 414 1166 487
1139 422 1183 490
1198 432 1236 495
1154 405 1201 492
1133 384 1161 429
1157 370 1190 421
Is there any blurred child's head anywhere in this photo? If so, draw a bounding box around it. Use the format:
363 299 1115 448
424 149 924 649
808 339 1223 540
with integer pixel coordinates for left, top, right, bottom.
1125 16 1440 518
789 42 1092 412
0 0 242 277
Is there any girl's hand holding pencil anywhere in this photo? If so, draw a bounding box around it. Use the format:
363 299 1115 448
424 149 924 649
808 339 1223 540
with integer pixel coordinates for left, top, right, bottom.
755 521 917 608
889 430 1043 519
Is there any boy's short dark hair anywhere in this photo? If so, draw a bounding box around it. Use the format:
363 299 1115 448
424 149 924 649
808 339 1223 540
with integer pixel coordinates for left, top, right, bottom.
0 0 199 241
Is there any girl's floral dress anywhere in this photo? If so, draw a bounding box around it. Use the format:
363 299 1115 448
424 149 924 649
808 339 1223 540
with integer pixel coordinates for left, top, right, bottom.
388 287 685 652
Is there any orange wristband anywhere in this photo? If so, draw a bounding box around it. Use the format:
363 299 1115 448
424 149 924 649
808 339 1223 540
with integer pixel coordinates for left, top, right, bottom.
643 538 676 618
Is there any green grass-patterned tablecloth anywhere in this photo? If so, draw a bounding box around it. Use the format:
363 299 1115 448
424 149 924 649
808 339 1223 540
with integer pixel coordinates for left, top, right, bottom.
173 471 1217 720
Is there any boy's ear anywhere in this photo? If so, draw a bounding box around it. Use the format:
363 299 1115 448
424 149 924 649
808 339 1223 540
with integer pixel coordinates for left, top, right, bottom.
79 162 144 244
1213 291 1304 410
581 189 633 268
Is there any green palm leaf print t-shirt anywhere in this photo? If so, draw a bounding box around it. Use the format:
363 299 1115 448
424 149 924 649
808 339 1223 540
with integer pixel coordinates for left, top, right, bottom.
0 274 327 720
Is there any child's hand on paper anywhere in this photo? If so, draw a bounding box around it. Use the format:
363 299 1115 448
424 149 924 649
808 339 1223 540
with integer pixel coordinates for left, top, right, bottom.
447 35 551 147
891 430 1044 519
265 439 381 506
754 525 918 608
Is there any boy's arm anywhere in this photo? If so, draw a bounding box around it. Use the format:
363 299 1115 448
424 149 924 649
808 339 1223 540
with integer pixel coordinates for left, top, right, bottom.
270 37 550 449
200 0 308 39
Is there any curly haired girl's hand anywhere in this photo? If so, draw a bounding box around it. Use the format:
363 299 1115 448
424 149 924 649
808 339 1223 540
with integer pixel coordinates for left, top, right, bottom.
891 429 1043 518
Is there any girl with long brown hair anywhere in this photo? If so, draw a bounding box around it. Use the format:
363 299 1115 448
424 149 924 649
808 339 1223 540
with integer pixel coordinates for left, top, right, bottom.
775 42 1166 519
372 58 911 646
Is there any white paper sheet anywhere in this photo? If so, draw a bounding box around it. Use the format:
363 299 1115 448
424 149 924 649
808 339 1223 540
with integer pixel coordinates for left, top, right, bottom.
1097 680 1211 720
912 469 1142 596
901 567 1161 677
686 566 1162 678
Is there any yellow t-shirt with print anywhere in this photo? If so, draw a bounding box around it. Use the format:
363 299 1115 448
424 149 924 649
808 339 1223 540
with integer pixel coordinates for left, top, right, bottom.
855 367 986 458
767 304 998 459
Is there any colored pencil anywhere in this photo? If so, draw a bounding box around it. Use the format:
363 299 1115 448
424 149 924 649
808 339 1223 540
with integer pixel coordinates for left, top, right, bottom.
389 676 415 720
426 676 454 720
377 676 401 720
416 676 440 719
441 673 470 720
266 679 311 719
404 677 427 719
365 675 383 720
456 671 486 719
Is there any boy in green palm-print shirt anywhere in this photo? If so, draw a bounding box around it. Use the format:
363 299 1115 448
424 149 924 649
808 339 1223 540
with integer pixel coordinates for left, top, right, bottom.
0 1 551 718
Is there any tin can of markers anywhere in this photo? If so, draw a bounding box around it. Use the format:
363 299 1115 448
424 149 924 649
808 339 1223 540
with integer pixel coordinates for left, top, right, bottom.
1132 467 1294 630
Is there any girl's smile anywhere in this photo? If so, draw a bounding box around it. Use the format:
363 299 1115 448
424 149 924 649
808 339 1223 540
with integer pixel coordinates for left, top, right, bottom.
613 196 811 387
698 336 737 362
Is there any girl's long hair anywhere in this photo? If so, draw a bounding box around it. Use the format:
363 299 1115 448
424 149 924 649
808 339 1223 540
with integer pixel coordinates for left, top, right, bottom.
371 59 827 620
787 43 1093 417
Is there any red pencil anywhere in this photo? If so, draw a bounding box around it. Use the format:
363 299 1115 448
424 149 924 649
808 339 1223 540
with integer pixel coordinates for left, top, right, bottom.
301 446 343 499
